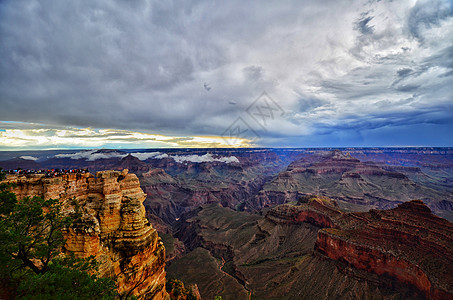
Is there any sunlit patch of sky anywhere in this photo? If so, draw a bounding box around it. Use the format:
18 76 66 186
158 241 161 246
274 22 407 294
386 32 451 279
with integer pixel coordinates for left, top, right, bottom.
0 124 253 150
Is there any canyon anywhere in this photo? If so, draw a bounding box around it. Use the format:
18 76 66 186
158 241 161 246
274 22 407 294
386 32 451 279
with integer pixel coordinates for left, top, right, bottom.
253 150 453 216
2 148 452 221
1 147 453 299
169 197 453 299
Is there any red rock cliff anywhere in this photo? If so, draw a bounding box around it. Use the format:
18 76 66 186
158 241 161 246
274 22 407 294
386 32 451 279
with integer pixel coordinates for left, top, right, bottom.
266 197 453 299
265 196 341 228
314 200 453 299
4 170 169 299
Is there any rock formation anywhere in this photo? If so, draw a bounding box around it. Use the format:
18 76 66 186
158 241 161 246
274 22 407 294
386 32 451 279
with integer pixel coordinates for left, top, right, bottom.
314 200 453 300
268 197 453 299
253 150 453 220
170 196 453 299
4 170 168 299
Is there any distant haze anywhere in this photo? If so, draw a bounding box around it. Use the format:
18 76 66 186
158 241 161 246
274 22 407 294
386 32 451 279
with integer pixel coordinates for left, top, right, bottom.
0 0 452 149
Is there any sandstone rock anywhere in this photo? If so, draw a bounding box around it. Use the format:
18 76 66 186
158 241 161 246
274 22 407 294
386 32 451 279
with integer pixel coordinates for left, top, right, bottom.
4 170 169 299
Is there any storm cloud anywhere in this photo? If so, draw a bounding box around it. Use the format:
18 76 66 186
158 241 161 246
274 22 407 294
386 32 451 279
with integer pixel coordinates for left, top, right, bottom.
0 0 452 148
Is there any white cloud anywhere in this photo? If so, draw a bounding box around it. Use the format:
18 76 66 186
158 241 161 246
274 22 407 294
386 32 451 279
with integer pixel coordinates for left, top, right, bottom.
130 152 169 160
55 150 96 160
55 150 127 161
128 151 239 163
171 153 239 164
53 150 237 163
19 156 38 161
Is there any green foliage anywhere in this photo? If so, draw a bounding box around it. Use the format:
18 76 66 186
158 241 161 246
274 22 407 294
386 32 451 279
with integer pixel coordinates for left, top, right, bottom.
0 171 117 298
0 195 72 276
17 255 117 300
167 278 198 300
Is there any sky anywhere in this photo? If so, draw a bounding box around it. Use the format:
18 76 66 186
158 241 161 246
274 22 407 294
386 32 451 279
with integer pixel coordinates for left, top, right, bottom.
0 0 452 150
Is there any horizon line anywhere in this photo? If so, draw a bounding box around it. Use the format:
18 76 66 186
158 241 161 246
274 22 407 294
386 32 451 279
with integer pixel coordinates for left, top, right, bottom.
1 145 453 152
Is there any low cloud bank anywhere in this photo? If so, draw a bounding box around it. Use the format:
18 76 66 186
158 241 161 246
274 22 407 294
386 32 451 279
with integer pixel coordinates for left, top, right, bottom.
55 150 127 161
171 153 240 164
55 150 239 164
129 152 169 160
19 156 38 161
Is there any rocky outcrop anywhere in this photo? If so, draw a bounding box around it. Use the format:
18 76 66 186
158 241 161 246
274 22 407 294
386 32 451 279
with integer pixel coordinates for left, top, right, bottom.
4 170 168 299
265 196 340 228
258 198 453 299
309 200 453 299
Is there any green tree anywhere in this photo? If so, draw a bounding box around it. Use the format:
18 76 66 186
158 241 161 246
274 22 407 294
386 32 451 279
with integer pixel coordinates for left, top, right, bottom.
16 255 117 300
0 171 117 299
0 195 72 276
167 278 198 300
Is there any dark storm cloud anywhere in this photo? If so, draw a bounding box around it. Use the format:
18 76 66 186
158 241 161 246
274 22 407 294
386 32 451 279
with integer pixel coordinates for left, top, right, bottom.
0 0 302 136
0 1 206 126
321 106 453 132
0 0 452 148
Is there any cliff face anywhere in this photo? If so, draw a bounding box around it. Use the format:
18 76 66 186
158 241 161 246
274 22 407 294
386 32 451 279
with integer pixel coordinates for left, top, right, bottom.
310 200 453 300
5 170 168 299
265 196 340 228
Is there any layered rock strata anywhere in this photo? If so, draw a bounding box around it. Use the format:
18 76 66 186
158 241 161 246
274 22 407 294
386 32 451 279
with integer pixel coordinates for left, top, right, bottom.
4 170 168 299
314 200 453 299
254 150 453 218
269 197 453 299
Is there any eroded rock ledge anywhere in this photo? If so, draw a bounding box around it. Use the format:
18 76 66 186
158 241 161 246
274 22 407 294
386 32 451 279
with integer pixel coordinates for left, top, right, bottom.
267 197 453 299
5 170 168 299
